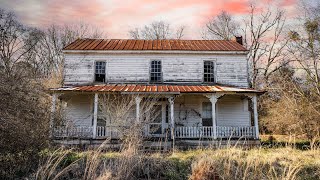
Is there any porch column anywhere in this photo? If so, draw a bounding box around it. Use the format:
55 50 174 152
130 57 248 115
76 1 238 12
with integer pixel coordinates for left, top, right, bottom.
206 93 224 139
135 96 142 122
50 93 57 138
252 94 260 139
93 93 98 139
168 97 175 140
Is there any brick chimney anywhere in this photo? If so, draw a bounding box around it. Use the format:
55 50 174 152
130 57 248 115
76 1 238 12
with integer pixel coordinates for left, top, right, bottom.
231 36 243 45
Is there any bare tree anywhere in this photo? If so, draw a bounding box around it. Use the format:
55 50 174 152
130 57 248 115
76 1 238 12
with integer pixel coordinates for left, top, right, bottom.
98 94 166 153
286 3 320 96
129 20 186 39
203 11 239 40
203 7 289 88
0 8 40 79
243 5 289 88
28 22 106 82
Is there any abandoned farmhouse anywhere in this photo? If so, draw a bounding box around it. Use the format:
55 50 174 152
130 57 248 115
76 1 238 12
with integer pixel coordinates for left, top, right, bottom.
50 38 264 148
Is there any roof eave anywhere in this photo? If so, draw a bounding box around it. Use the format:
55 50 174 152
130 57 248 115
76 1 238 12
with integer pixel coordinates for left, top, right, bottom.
62 50 249 55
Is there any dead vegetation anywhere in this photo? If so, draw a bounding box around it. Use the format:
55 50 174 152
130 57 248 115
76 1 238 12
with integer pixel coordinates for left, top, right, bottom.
29 145 320 180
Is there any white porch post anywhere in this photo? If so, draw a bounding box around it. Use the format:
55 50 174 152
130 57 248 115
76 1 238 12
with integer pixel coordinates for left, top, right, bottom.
208 95 218 139
206 93 224 140
135 96 142 122
50 93 57 138
168 97 175 140
93 93 98 139
252 94 260 139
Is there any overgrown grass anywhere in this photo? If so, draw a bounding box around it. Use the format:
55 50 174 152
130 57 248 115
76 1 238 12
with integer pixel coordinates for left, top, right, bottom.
31 146 320 180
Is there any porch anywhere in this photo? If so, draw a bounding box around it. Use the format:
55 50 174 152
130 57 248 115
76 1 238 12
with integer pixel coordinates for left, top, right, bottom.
50 84 263 146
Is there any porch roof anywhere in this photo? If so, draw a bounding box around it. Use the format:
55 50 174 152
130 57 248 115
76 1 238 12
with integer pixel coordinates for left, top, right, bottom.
50 84 265 94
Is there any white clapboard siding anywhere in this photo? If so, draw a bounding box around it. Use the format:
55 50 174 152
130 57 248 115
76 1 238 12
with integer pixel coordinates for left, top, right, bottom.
174 95 202 126
64 53 248 87
216 96 250 126
65 95 93 127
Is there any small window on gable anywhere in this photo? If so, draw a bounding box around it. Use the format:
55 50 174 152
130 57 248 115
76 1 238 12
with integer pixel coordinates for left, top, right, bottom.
95 61 106 82
204 61 214 83
202 102 213 126
150 60 162 83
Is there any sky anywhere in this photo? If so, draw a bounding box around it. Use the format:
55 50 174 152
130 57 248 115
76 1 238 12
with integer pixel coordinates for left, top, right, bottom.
0 0 313 39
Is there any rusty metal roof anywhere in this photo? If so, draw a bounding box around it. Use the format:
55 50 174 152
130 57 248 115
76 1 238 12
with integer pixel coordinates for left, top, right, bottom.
50 84 263 94
63 39 247 51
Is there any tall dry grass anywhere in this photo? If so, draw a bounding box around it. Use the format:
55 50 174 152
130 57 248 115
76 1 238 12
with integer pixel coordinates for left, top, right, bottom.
32 144 320 180
35 148 80 180
189 147 319 180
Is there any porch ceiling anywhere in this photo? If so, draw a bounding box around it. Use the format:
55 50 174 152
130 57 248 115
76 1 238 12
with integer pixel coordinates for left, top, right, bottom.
50 84 265 94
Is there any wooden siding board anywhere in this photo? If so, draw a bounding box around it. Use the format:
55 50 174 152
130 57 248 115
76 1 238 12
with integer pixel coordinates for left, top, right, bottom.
63 53 249 87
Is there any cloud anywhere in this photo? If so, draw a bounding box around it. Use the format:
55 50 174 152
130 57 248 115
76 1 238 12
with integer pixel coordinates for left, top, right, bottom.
1 0 299 39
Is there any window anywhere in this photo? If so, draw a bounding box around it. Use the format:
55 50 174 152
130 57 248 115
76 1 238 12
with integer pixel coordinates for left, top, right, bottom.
95 61 106 82
202 102 212 126
203 61 214 83
150 60 162 83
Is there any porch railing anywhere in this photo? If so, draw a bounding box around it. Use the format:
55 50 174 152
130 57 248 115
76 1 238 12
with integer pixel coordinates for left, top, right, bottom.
175 126 256 139
216 126 255 138
96 126 120 138
53 126 256 139
175 126 214 138
53 126 93 138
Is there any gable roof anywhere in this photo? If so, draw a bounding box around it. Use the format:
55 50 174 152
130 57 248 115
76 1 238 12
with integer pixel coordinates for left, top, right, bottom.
63 39 247 52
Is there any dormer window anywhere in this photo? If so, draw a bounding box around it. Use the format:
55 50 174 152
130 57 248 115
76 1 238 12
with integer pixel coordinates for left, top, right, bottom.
95 61 106 82
203 61 214 83
150 60 162 83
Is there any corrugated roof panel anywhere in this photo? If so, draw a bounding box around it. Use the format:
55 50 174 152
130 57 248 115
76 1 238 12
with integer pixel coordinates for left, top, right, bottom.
113 39 124 50
95 39 110 50
63 39 247 51
128 40 137 49
64 39 82 50
50 84 264 94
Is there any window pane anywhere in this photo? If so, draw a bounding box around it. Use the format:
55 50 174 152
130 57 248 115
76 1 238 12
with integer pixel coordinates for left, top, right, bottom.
95 61 106 82
150 60 162 82
203 61 214 83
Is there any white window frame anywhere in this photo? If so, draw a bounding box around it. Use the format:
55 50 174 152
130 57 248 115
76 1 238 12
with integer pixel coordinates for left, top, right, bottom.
202 59 217 83
94 61 107 83
149 59 163 83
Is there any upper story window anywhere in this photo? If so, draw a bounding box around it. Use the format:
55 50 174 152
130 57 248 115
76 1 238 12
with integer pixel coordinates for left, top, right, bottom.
95 61 106 82
150 60 162 83
203 61 214 83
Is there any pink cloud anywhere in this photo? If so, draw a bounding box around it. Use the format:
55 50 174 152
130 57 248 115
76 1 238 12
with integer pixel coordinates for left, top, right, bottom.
2 0 300 39
279 0 297 7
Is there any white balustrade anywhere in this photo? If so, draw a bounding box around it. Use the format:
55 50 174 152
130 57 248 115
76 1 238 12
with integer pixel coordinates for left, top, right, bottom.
175 126 255 139
53 126 93 138
53 125 256 139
